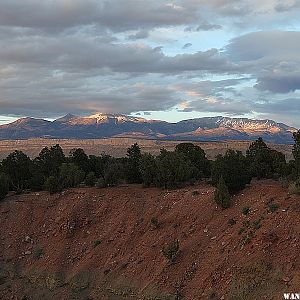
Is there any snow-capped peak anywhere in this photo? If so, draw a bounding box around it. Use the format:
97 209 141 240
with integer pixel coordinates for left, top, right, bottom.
87 113 148 123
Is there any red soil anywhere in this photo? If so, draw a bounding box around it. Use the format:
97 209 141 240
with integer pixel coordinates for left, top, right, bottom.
0 180 300 299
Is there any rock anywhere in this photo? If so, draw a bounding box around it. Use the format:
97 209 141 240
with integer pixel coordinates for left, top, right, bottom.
24 235 32 243
282 276 291 283
24 251 32 255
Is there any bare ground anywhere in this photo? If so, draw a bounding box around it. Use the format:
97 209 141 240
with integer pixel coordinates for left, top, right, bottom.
0 180 299 299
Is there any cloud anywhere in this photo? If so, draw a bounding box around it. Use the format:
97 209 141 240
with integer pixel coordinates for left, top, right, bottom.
0 1 299 127
174 79 252 115
184 21 222 32
183 43 192 49
226 31 300 93
128 30 149 40
0 83 183 117
253 97 300 115
2 0 296 34
0 33 237 74
180 97 251 115
0 0 208 33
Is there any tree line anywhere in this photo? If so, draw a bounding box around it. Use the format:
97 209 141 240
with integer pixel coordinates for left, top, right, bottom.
1 131 300 208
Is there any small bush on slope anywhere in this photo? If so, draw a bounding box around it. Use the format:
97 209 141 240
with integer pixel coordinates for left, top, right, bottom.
162 239 180 263
214 176 230 209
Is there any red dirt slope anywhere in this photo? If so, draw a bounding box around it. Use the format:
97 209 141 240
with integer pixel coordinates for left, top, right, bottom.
0 180 300 299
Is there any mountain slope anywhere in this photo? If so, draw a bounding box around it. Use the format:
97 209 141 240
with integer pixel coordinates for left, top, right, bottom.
0 113 297 143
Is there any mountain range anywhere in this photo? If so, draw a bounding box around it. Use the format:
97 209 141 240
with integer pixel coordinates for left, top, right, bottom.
0 113 297 144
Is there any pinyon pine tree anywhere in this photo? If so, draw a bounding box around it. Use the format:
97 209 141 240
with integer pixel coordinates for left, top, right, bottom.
0 173 9 201
214 176 230 209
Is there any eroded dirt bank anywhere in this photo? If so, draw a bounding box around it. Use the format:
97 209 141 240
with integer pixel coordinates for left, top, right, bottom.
0 181 299 299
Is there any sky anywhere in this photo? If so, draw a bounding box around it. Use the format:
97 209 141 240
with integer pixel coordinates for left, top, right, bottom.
0 0 300 127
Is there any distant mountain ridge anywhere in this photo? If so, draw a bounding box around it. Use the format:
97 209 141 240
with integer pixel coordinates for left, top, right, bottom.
0 113 297 144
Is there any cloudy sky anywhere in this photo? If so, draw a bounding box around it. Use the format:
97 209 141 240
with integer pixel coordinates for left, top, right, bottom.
0 0 300 127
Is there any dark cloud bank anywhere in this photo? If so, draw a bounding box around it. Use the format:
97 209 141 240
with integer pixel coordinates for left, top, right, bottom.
0 0 299 126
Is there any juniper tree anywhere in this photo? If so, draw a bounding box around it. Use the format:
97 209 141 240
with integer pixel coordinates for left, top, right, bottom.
126 143 142 183
0 173 9 201
214 176 230 209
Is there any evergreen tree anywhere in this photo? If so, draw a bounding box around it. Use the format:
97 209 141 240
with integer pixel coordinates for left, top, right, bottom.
126 143 142 183
1 150 32 192
104 161 122 186
175 143 210 178
85 172 96 187
89 155 105 178
214 176 230 209
212 149 251 193
45 176 62 194
246 138 286 179
34 144 66 177
139 153 157 187
155 149 193 188
59 163 85 188
0 173 9 200
69 148 90 173
293 130 300 174
28 171 45 191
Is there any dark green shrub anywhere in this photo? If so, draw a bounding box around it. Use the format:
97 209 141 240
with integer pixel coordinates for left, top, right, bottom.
162 239 179 262
267 202 279 213
85 172 96 187
228 218 237 226
238 227 245 235
33 247 44 259
209 291 217 299
104 162 122 186
252 220 262 230
214 177 230 209
28 171 45 191
150 217 159 229
96 178 106 188
242 207 250 216
0 173 9 201
155 149 193 189
59 163 85 188
212 150 251 194
140 153 157 187
93 240 101 248
45 176 62 194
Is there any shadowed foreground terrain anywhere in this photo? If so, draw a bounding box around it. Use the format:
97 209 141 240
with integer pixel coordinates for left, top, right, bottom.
0 138 294 161
0 180 299 299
